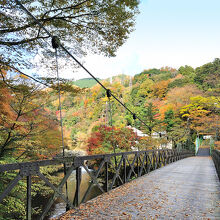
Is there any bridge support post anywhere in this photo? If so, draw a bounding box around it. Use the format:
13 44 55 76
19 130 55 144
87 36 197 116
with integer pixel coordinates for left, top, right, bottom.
166 151 169 164
171 150 174 163
158 151 161 168
123 157 126 183
137 155 140 177
74 167 81 206
153 152 156 169
26 175 31 220
146 153 149 173
105 162 109 192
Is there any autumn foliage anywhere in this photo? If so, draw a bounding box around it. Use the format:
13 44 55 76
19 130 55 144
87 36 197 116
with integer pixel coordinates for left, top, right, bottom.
87 125 138 155
1 59 220 159
0 69 63 160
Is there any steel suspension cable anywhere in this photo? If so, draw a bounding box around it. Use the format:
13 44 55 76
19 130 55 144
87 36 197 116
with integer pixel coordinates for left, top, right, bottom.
107 90 117 166
14 0 162 135
53 38 70 210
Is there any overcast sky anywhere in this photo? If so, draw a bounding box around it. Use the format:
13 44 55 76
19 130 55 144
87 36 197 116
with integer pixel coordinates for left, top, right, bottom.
62 0 220 80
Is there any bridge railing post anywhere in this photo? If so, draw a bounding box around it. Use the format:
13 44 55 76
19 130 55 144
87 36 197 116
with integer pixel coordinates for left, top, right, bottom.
164 150 167 165
152 151 155 170
105 160 109 192
26 175 31 220
123 156 126 184
162 150 165 166
146 153 149 173
155 151 157 169
165 150 168 165
167 150 170 164
174 150 176 161
170 150 173 163
74 167 81 206
172 150 175 162
158 150 161 168
137 153 140 177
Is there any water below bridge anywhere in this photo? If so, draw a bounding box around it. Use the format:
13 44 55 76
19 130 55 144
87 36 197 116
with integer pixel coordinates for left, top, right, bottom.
56 156 220 219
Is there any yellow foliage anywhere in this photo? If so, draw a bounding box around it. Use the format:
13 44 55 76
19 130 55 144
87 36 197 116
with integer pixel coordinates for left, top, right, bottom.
19 74 29 79
152 79 171 98
101 97 109 102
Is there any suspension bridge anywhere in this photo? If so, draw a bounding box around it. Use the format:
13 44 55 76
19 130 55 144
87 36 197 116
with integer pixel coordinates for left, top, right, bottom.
0 148 220 219
0 1 219 220
61 155 220 219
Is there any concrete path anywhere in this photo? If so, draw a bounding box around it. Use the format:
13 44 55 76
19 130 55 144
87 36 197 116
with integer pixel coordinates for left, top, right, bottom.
58 157 220 219
197 148 210 156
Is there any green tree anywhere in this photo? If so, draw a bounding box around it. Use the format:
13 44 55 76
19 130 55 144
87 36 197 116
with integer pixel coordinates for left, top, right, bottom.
131 78 154 107
178 65 195 77
138 102 161 136
194 58 220 90
0 0 139 69
168 77 191 88
164 109 175 132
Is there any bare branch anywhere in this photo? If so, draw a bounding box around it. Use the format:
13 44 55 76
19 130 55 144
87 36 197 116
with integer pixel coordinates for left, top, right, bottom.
0 36 50 46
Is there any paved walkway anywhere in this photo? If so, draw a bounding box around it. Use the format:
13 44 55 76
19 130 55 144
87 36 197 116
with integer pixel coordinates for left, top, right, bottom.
197 147 210 156
58 157 220 219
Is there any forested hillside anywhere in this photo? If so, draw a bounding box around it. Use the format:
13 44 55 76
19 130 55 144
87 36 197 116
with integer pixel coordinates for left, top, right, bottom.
54 59 219 155
1 59 219 161
72 78 99 88
0 59 220 218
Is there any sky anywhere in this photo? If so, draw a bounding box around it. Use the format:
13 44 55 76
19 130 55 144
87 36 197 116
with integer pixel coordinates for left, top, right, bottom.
63 0 220 80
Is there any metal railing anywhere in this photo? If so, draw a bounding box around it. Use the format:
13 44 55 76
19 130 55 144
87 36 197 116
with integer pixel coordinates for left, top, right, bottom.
0 149 193 219
211 149 220 180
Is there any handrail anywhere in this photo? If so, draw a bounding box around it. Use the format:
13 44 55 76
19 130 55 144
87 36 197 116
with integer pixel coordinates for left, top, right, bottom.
0 149 191 172
0 149 194 220
211 149 220 180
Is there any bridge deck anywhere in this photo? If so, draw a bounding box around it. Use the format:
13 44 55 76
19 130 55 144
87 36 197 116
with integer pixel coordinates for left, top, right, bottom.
59 157 220 219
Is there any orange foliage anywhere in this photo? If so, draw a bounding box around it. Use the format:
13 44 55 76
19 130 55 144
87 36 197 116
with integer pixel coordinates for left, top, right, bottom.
0 86 14 126
0 69 7 76
36 153 47 159
84 99 88 107
152 80 171 99
215 141 220 150
72 112 79 116
159 104 174 120
166 85 202 111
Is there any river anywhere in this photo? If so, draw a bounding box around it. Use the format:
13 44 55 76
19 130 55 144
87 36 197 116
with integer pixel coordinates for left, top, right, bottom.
49 167 101 219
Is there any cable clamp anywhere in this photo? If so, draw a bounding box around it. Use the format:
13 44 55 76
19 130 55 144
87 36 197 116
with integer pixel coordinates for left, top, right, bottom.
133 114 137 120
106 89 111 98
52 36 60 49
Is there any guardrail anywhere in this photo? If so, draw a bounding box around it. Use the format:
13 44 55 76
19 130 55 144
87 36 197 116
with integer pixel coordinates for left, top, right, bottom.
211 149 220 180
0 149 193 219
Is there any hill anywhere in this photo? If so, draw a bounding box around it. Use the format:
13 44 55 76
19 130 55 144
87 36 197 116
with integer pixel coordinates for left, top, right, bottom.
73 78 99 88
54 59 220 154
